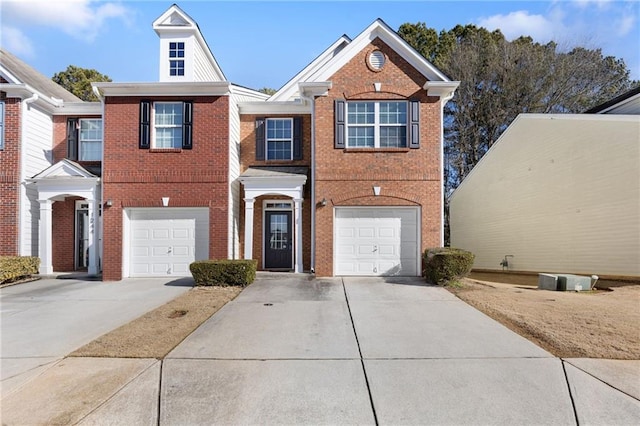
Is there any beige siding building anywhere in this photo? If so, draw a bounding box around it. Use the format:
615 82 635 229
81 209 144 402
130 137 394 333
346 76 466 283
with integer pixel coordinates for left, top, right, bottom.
450 109 640 278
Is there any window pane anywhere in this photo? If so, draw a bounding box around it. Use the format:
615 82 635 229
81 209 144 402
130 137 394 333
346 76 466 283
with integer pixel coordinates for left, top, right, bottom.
266 119 292 160
270 214 289 250
156 103 183 125
380 126 407 147
79 119 102 160
348 102 374 124
156 127 182 148
348 126 374 147
379 102 407 124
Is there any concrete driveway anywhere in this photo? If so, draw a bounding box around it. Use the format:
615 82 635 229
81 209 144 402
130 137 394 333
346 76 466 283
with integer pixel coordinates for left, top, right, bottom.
1 274 638 425
0 275 191 393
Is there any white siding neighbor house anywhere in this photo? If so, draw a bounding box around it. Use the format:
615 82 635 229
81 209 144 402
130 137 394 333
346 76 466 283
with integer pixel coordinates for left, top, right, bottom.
450 88 640 279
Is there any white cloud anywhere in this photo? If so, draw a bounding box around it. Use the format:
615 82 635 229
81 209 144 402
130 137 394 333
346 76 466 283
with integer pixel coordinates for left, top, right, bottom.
1 0 132 41
0 26 35 57
477 10 561 43
571 0 614 10
615 11 637 37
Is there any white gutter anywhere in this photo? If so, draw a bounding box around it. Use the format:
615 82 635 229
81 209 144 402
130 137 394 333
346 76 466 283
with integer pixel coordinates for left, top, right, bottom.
18 92 39 255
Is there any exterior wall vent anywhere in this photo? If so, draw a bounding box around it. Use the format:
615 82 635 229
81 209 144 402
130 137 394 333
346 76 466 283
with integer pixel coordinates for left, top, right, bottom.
368 50 385 71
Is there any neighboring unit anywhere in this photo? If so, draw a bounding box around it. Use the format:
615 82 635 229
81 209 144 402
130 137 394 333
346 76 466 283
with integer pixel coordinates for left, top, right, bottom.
450 87 640 279
1 4 458 280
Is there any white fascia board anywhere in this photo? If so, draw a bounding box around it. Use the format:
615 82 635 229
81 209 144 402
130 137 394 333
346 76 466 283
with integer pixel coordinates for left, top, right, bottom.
92 82 231 97
239 101 310 115
597 93 640 114
309 19 451 84
0 83 63 113
424 81 461 99
53 102 102 116
230 84 270 100
0 65 21 84
298 82 332 97
270 35 351 102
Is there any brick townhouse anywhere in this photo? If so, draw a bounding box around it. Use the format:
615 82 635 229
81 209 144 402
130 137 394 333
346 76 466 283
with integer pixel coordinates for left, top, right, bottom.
0 4 458 280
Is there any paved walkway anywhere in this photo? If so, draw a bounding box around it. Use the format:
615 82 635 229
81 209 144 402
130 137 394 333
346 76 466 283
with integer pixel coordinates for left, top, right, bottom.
1 274 638 424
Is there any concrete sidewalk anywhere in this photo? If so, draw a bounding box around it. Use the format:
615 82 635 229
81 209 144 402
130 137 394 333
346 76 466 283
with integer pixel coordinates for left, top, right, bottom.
1 274 638 425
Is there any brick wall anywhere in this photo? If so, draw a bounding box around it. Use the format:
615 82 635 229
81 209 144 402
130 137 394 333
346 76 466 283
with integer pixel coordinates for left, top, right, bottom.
101 96 230 280
313 37 443 276
239 114 312 271
0 95 21 255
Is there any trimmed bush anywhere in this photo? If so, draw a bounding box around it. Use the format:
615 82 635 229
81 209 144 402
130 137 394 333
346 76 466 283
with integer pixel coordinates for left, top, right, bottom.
190 259 257 287
0 256 40 284
423 247 474 285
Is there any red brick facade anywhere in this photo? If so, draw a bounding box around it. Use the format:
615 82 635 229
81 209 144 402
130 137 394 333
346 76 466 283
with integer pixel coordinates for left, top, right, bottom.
0 95 21 255
101 96 230 280
313 38 442 276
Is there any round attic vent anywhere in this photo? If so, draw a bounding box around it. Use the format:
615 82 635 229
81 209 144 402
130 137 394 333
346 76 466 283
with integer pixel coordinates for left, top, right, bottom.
368 50 386 71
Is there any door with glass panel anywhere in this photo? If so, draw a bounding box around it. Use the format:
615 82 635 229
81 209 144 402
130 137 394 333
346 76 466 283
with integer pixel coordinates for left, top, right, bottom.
264 211 293 269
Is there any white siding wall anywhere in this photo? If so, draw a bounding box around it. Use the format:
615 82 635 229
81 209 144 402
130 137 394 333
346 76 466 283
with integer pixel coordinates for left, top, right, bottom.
193 40 220 82
450 115 640 277
20 104 54 256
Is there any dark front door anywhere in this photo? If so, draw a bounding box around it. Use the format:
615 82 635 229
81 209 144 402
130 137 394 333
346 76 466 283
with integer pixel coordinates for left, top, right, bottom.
265 211 293 269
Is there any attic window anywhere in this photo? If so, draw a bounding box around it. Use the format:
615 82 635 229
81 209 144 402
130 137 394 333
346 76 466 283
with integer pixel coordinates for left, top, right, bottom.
367 50 386 71
169 42 185 76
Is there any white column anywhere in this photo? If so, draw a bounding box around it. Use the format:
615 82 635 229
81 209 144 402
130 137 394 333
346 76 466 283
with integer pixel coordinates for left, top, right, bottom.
38 199 53 275
243 198 255 260
87 199 99 275
293 198 303 273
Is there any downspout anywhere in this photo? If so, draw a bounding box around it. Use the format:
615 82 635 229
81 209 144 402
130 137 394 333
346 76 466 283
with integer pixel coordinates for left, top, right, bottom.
19 92 39 255
92 85 105 273
439 91 455 247
300 93 316 272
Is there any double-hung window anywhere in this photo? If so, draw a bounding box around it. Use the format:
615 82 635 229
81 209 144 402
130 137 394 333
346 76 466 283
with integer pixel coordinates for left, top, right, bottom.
347 101 407 148
335 99 420 149
154 102 183 148
79 119 102 160
139 101 193 150
254 117 302 161
169 42 185 76
266 118 293 160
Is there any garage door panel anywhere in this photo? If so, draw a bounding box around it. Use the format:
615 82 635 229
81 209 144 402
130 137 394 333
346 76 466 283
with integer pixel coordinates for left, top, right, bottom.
335 207 419 276
129 208 209 277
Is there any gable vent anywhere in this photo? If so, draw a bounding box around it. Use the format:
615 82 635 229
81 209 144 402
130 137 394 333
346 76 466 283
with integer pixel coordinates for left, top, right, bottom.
368 50 386 70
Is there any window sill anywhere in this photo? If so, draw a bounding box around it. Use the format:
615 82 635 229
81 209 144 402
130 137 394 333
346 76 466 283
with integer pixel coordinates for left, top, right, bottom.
342 147 410 153
149 148 182 153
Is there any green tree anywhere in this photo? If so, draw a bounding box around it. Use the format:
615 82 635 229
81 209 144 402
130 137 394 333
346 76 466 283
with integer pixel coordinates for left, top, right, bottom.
398 23 637 243
52 65 112 101
258 87 277 96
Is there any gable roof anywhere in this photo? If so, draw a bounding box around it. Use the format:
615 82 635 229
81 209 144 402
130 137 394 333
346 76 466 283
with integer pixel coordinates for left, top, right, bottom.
269 19 454 103
0 48 81 102
584 86 640 114
152 4 226 82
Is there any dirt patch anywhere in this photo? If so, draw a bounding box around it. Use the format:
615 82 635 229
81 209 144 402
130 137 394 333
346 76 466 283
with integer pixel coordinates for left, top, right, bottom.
71 286 242 359
449 279 640 359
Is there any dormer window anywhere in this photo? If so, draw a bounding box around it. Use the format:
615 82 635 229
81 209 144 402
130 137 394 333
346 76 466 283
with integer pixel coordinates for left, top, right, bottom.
169 42 185 76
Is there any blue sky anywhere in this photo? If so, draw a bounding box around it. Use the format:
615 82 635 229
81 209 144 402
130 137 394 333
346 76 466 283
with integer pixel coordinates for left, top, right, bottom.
2 0 639 90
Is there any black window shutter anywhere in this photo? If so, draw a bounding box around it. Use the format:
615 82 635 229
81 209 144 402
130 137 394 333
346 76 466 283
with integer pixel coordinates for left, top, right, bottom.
409 100 420 149
139 100 151 149
292 117 302 160
255 117 265 160
182 101 193 149
335 99 346 149
66 118 78 160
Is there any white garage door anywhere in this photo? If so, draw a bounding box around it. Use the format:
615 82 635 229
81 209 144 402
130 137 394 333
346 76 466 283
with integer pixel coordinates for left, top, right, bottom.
129 208 209 277
335 207 420 276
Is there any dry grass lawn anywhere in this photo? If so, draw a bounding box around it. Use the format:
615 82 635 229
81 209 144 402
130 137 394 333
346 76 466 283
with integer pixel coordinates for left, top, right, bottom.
450 279 640 359
71 286 241 359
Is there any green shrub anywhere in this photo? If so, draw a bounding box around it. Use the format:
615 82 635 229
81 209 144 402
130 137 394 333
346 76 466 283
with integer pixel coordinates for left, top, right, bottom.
190 259 257 287
423 247 474 285
0 256 40 284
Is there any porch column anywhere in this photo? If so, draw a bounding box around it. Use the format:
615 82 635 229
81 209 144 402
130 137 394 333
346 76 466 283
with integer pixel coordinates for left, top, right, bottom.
243 198 255 260
293 198 303 273
86 199 99 276
38 199 53 275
